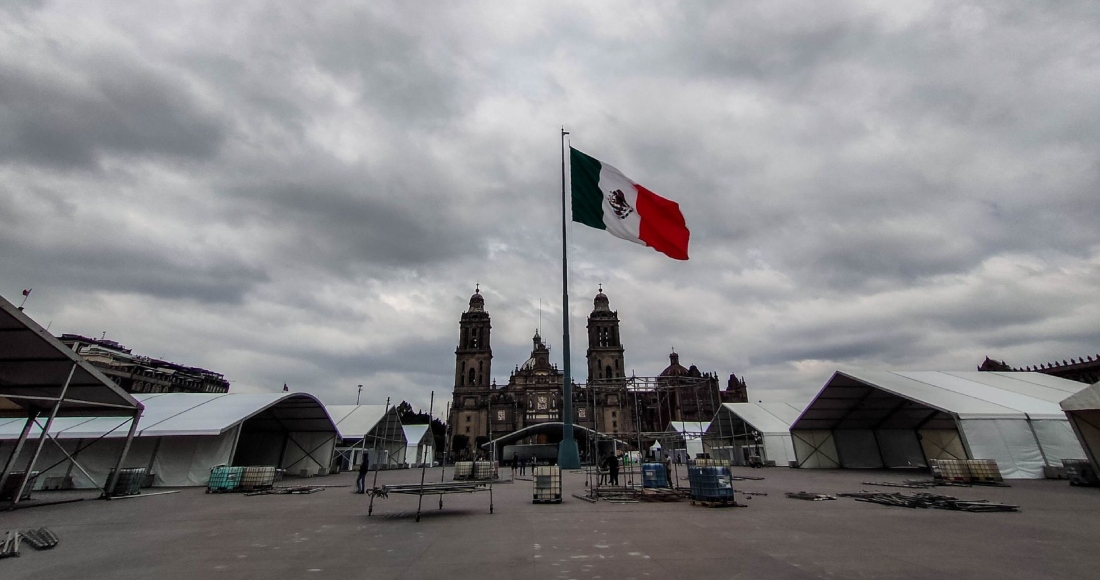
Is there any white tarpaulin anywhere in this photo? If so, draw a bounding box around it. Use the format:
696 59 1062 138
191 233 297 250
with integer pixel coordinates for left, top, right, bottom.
1 392 337 488
705 402 802 466
791 371 1089 478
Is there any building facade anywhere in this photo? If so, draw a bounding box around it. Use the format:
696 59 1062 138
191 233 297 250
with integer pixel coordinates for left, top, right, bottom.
59 334 230 394
979 355 1100 385
446 288 748 457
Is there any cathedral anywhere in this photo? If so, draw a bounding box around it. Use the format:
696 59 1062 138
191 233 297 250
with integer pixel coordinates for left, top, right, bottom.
447 287 748 457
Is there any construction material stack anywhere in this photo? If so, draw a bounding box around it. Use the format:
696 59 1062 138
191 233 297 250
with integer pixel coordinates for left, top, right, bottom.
642 463 668 489
688 466 734 506
107 467 147 496
532 465 562 504
1063 459 1100 486
207 465 244 493
239 466 277 491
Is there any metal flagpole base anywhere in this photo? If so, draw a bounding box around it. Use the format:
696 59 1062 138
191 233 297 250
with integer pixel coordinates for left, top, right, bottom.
557 437 581 470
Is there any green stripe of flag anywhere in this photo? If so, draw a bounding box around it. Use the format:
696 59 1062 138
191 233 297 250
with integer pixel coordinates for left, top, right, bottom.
570 147 606 230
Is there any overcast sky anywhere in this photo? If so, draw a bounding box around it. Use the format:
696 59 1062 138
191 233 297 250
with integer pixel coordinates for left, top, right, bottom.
3 1 1099 415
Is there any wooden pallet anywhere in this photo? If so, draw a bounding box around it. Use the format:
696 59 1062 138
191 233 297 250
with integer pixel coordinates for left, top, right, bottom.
690 498 742 508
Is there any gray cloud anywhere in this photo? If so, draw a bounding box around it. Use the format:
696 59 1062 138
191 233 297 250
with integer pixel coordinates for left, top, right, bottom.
2 1 1099 415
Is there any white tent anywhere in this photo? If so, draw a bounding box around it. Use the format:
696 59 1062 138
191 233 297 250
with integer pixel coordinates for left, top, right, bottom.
664 421 708 463
1 392 337 488
1061 382 1100 476
705 402 803 466
1 294 143 501
791 370 1089 478
326 405 405 470
401 424 434 467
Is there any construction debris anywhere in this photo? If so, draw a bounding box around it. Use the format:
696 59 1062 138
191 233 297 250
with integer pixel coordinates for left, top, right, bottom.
2 527 59 558
19 528 59 550
785 491 837 501
839 491 1019 512
1 530 20 559
245 485 325 496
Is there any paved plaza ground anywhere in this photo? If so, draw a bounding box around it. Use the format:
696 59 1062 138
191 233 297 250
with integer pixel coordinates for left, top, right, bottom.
2 465 1099 579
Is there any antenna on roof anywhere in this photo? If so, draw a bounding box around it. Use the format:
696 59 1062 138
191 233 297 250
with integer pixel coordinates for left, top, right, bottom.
539 299 543 335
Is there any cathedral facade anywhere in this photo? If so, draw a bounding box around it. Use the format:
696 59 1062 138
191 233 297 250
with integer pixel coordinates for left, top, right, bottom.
447 287 748 457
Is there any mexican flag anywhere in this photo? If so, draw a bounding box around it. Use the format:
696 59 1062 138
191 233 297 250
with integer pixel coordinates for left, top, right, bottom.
570 147 690 260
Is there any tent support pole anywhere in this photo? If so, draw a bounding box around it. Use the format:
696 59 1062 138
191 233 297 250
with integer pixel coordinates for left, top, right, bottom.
103 411 141 499
953 417 975 460
1024 414 1051 468
12 363 77 507
146 437 162 479
37 427 105 494
0 412 38 504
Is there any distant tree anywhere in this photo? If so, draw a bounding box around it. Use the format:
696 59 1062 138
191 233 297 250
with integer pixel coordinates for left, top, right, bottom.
394 400 447 454
452 434 469 455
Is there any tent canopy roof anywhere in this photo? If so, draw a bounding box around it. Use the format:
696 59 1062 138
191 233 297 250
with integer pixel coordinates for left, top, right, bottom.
325 405 403 442
0 296 141 418
1060 382 1100 412
706 402 803 438
402 424 432 446
667 421 709 436
0 392 335 439
793 370 1090 431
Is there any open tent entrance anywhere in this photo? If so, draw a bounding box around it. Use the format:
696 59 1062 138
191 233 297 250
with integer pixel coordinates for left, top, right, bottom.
791 371 1088 477
230 395 337 475
792 372 965 470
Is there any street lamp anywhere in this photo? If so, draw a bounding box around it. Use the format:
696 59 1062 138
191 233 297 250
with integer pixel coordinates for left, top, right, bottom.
357 384 363 405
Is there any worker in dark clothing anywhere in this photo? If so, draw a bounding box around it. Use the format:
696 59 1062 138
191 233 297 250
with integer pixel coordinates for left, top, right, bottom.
356 455 370 494
606 453 620 486
518 454 527 476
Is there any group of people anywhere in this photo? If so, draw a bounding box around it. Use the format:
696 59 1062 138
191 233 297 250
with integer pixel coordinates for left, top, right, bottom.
510 453 539 476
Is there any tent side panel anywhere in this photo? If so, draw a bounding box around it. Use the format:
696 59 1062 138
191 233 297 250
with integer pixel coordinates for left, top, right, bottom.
875 430 926 468
153 434 235 486
960 418 1044 479
834 430 884 469
762 434 794 466
1030 419 1086 466
18 438 157 490
792 430 839 468
282 432 336 475
919 429 967 461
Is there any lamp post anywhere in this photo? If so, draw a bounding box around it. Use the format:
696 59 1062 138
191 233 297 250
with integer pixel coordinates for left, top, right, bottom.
357 384 363 405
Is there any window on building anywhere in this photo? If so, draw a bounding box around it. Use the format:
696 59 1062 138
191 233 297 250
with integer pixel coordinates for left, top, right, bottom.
466 416 471 422
468 368 476 385
612 421 617 429
611 411 617 418
465 426 470 433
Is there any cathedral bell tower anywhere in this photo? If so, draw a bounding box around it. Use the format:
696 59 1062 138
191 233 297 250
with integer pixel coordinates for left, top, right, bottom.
586 286 625 381
454 286 492 390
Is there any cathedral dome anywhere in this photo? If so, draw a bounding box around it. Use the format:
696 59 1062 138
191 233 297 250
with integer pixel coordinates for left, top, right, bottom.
468 286 485 312
593 287 610 312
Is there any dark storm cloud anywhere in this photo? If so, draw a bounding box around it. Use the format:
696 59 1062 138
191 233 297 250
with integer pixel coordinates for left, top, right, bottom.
0 53 225 169
2 1 1099 409
0 229 267 304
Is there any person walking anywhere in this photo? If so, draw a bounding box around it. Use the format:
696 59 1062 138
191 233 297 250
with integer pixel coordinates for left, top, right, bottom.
607 453 620 486
518 453 527 476
511 453 518 478
356 454 370 494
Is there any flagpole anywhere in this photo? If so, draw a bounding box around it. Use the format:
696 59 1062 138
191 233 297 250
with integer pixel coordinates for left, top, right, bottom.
558 126 581 469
